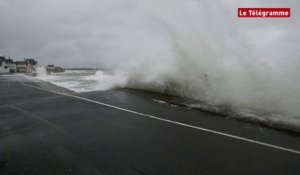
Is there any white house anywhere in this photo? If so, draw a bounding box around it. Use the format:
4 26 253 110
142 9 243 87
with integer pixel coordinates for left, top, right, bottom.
15 61 28 73
0 56 10 74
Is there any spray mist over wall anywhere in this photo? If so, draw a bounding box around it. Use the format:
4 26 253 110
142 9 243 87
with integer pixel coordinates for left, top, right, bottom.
95 1 300 117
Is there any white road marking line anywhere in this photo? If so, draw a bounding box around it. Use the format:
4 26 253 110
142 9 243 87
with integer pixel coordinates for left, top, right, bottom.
21 81 300 155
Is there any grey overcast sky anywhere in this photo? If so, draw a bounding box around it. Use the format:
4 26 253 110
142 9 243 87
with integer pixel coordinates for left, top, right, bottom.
0 0 299 68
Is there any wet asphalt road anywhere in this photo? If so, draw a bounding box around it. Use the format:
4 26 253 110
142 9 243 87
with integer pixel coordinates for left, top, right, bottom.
1 74 300 175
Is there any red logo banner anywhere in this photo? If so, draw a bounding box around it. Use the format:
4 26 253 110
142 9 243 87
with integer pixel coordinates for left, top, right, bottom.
238 8 291 18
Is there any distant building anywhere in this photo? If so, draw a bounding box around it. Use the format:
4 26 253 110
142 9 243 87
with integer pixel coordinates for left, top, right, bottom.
5 58 17 73
25 58 38 73
0 56 10 74
46 64 55 72
24 58 38 67
0 56 5 62
46 64 65 73
0 56 39 74
15 61 28 73
16 58 38 73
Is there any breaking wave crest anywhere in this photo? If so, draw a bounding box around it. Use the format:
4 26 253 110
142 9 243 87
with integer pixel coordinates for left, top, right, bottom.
36 68 127 92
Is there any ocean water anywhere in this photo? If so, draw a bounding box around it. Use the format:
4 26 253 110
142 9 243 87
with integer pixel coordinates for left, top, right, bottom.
35 67 300 132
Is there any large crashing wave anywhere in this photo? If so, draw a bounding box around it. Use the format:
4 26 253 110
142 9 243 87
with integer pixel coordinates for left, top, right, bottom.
97 1 299 118
95 1 300 120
